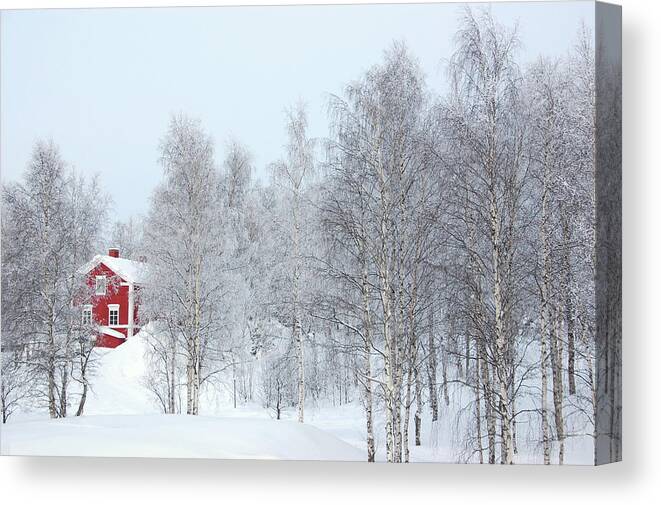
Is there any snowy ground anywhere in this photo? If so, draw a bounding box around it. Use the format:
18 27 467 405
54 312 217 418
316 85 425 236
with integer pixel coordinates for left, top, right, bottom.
0 332 593 463
0 335 362 460
0 414 363 460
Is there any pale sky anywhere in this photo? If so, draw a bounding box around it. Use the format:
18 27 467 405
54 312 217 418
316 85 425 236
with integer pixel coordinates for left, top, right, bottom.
1 1 594 221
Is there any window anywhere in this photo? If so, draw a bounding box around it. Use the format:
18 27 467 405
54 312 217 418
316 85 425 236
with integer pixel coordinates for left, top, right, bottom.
82 305 92 325
108 305 119 326
95 276 107 295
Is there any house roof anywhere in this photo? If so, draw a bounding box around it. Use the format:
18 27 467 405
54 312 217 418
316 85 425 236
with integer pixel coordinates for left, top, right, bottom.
98 326 127 340
80 255 149 284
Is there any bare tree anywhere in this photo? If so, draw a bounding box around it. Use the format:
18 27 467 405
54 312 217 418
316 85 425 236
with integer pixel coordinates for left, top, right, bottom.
1 140 107 419
442 8 531 464
271 102 316 423
142 114 225 415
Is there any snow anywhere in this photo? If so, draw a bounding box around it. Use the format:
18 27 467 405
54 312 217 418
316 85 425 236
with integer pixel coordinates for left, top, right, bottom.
79 254 149 284
0 328 362 460
80 333 151 414
0 415 363 460
98 326 126 340
0 326 593 463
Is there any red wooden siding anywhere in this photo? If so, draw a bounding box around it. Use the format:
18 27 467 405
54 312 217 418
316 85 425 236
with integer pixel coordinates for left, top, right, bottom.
84 262 140 348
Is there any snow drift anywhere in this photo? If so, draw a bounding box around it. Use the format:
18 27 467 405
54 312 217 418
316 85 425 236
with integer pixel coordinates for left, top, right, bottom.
1 414 363 460
0 328 362 460
0 326 592 463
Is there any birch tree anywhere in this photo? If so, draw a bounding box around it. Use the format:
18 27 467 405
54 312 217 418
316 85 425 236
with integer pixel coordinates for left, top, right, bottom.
271 103 315 423
142 114 225 415
1 140 107 418
443 9 530 464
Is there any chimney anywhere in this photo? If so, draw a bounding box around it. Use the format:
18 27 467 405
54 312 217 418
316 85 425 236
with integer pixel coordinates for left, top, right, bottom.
108 247 120 258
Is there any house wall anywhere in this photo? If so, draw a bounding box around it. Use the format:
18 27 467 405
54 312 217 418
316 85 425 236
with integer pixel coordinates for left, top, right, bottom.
96 334 126 348
85 262 140 346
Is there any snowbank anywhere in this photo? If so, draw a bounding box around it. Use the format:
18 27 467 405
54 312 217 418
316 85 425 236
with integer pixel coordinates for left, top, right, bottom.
0 414 363 460
1 327 363 461
82 330 154 416
0 324 593 463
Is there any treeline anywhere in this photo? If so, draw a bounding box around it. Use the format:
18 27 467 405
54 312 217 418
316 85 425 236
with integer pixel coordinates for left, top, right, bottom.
1 9 619 464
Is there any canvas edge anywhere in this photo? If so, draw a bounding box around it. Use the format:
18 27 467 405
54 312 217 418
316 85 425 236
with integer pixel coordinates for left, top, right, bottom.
594 0 622 466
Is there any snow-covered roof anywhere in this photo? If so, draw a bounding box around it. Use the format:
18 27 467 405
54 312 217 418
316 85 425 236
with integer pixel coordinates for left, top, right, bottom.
98 326 127 340
80 255 149 284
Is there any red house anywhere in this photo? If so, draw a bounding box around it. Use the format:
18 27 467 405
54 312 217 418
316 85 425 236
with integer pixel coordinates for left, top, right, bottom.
79 248 148 348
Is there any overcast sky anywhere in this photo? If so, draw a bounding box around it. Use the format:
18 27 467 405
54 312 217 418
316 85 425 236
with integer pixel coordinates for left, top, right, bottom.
1 1 594 221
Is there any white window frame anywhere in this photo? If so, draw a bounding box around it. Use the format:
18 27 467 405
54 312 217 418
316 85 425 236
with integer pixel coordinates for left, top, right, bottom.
95 275 107 295
108 304 120 326
82 304 92 325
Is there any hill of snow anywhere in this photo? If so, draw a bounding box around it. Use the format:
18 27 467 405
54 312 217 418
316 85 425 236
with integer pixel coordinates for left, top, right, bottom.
0 328 363 460
1 414 363 460
0 326 593 463
81 332 155 416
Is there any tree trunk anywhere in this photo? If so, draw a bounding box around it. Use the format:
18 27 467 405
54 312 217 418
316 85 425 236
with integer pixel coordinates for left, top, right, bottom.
59 368 68 418
381 262 395 462
550 305 565 465
361 252 375 462
76 382 88 417
293 189 305 424
75 348 90 417
168 333 177 414
394 387 403 463
474 336 484 464
562 217 577 396
1 377 7 424
186 348 194 415
191 260 202 416
481 341 496 464
427 311 439 422
365 343 375 462
414 364 423 447
403 365 413 463
540 303 551 465
47 306 58 419
441 335 450 407
490 194 514 465
540 165 552 465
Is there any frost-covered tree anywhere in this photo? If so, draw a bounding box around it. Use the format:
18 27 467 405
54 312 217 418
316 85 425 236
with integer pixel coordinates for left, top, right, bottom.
441 8 532 464
1 140 107 418
324 41 441 462
142 114 226 415
222 140 253 210
0 351 33 423
270 103 316 423
108 216 145 260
